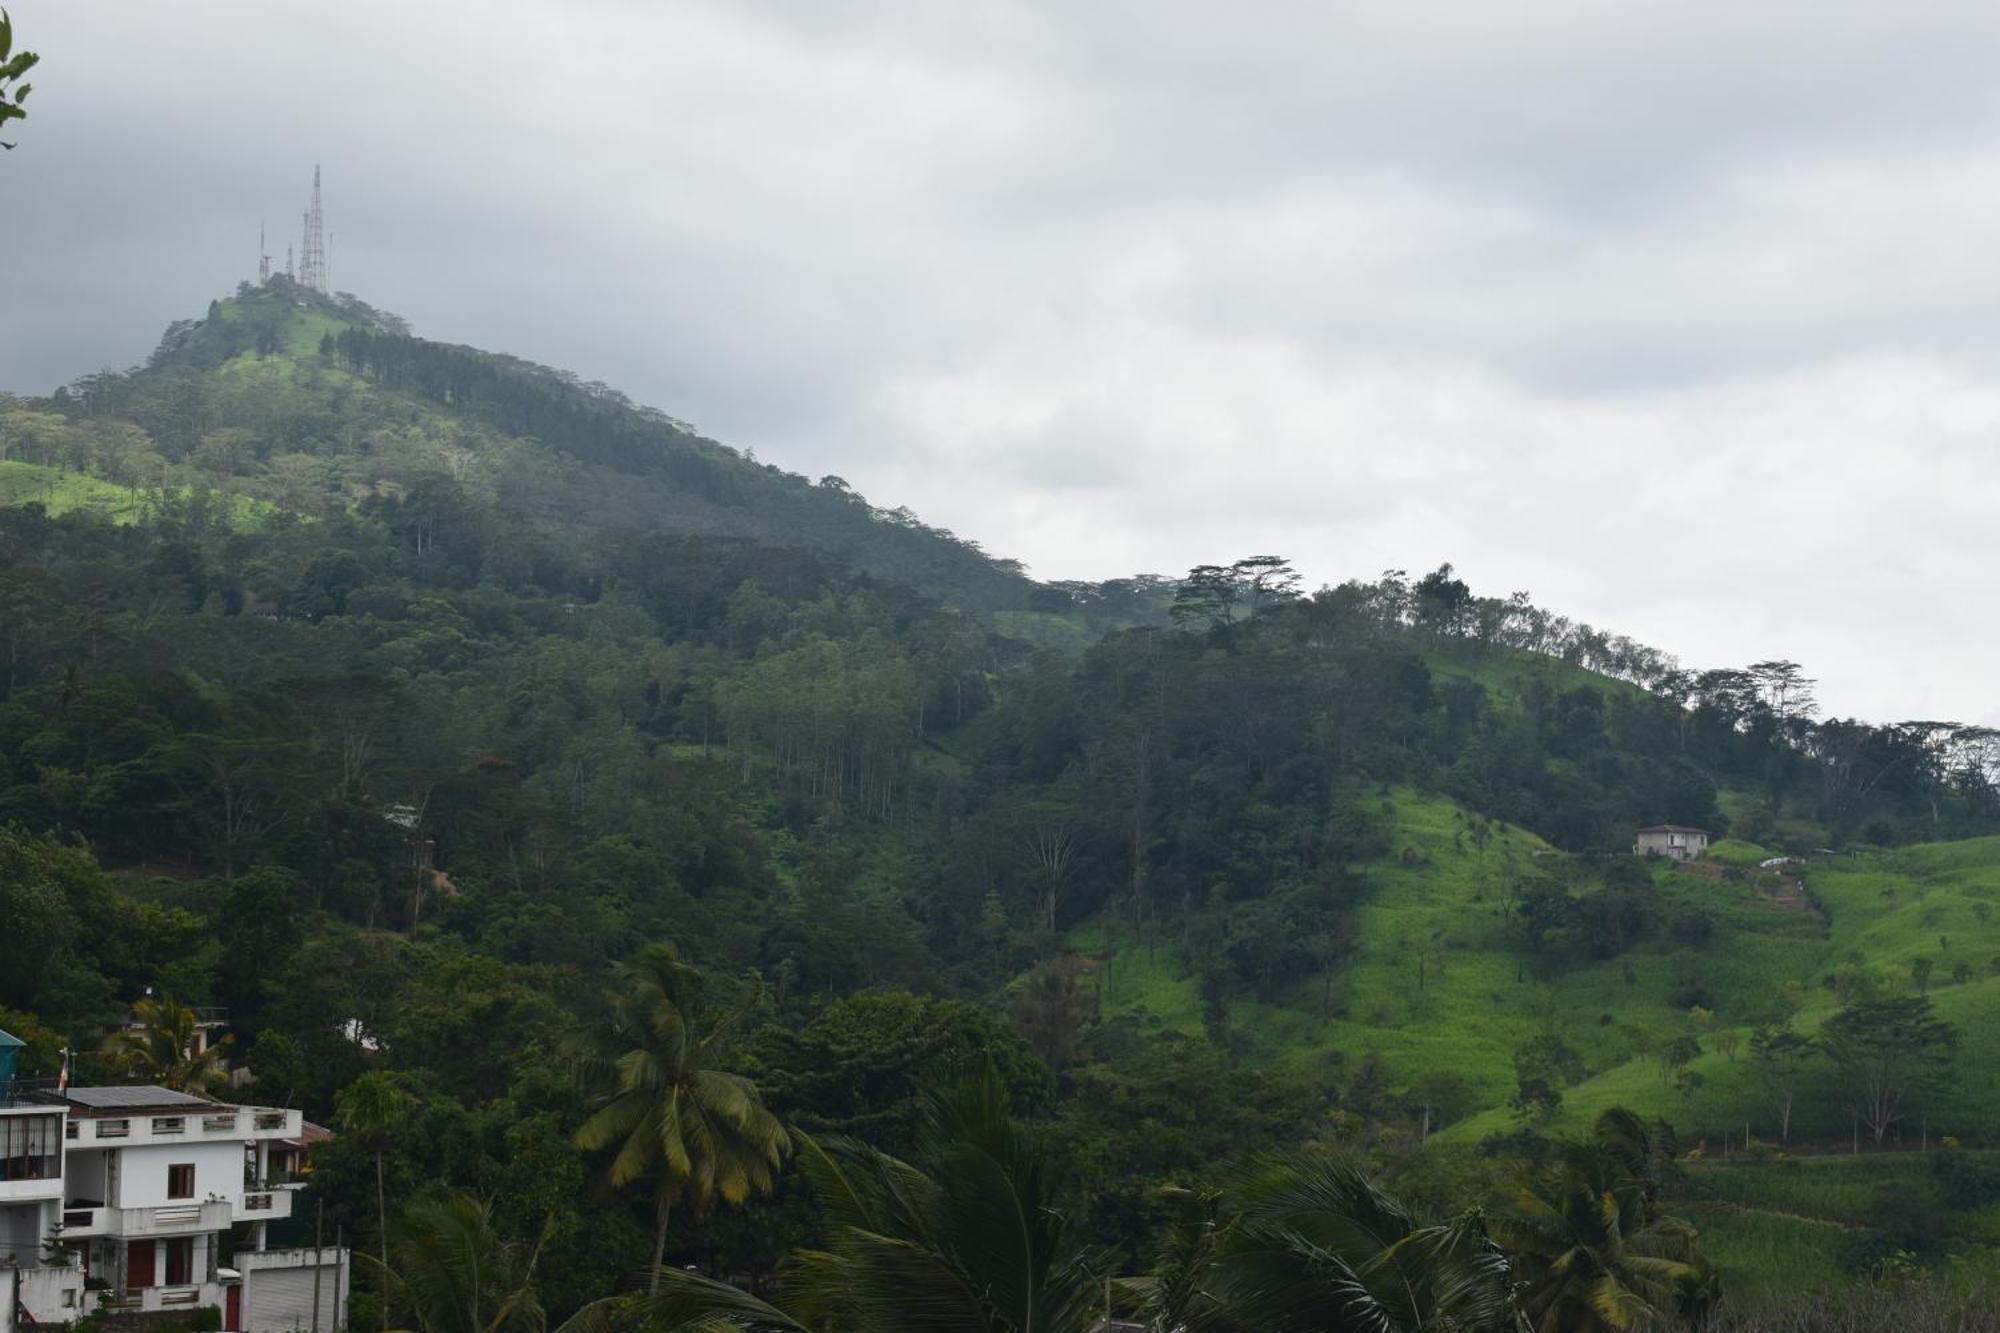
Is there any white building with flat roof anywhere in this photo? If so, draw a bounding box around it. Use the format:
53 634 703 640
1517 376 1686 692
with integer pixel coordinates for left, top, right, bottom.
0 1045 347 1333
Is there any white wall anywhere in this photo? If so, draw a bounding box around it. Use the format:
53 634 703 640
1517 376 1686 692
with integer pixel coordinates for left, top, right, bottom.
100 1142 244 1209
0 1199 52 1265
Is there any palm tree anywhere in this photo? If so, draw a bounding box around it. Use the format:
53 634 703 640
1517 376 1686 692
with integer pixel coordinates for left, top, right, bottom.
572 944 789 1294
99 994 232 1093
1490 1109 1713 1332
340 1071 418 1333
1193 1153 1522 1333
608 1063 1102 1333
374 1192 545 1333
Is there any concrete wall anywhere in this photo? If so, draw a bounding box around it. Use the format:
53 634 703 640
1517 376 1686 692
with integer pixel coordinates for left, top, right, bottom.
89 1141 244 1209
4 1263 87 1330
0 1198 53 1266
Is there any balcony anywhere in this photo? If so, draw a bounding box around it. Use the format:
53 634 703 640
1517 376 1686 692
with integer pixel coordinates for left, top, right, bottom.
233 1189 295 1223
94 1282 225 1317
59 1200 235 1239
64 1105 297 1147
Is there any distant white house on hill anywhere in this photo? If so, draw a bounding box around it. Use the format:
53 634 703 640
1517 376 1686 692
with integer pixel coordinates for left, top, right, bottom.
1634 824 1710 861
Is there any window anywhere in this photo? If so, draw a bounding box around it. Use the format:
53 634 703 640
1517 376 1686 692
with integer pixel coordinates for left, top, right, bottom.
0 1113 62 1181
167 1163 195 1199
163 1236 194 1286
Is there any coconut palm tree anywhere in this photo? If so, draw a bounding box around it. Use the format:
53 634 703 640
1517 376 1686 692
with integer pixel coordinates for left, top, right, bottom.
99 993 232 1093
601 1063 1102 1333
572 944 789 1295
374 1192 546 1333
1490 1109 1713 1332
1193 1153 1523 1333
340 1071 418 1333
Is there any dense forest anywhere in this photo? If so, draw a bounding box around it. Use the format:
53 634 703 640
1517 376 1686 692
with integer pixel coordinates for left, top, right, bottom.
8 284 2000 1329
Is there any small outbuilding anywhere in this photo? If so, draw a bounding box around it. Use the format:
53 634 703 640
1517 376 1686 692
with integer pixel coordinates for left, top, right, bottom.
1634 824 1710 861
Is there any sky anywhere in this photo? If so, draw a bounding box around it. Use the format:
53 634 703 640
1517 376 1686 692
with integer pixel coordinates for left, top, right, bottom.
4 1 2000 724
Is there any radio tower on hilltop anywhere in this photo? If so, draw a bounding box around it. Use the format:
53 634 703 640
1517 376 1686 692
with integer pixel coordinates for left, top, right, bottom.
298 165 328 293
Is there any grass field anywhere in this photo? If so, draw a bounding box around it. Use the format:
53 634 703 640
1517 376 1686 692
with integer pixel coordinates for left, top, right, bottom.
1072 787 2000 1149
0 460 281 528
0 459 154 520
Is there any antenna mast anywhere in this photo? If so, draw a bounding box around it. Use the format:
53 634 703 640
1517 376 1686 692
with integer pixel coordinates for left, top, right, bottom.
298 165 328 292
258 222 271 283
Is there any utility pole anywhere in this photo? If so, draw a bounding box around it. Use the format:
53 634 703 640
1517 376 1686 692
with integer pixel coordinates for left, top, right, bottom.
312 1198 325 1333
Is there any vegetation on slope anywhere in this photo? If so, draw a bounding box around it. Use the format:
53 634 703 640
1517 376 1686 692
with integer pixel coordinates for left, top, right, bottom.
7 290 2000 1323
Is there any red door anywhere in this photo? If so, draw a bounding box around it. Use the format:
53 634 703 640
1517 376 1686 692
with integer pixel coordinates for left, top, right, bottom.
226 1283 243 1330
128 1239 156 1291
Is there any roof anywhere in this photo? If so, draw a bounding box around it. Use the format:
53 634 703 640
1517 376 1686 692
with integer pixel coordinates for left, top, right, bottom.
284 1121 335 1149
1636 824 1710 835
0 1029 22 1049
60 1085 214 1111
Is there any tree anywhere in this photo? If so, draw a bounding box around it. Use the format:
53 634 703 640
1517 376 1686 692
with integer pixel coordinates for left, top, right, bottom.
1748 1026 1816 1143
0 9 36 150
1010 956 1096 1068
340 1071 419 1333
1656 1034 1702 1094
618 1064 1100 1333
1199 1152 1521 1333
572 944 789 1294
99 993 232 1094
1821 995 1959 1145
1413 563 1474 636
376 1192 545 1333
1493 1110 1714 1332
0 829 84 1007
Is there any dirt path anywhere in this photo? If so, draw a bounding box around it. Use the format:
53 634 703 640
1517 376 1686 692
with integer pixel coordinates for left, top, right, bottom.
1676 857 1825 924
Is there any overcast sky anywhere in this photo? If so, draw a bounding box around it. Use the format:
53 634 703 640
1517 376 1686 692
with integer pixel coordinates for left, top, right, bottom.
5 1 1999 723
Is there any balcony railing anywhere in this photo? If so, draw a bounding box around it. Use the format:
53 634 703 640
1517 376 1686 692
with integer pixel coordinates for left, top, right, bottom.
253 1111 287 1131
151 1116 187 1135
0 1077 62 1109
202 1112 240 1133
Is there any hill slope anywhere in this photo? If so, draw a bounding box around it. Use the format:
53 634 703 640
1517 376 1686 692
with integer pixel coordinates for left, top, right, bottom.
20 279 1165 629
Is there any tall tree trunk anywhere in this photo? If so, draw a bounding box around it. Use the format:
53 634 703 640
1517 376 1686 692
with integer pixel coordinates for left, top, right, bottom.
376 1150 389 1333
649 1196 672 1295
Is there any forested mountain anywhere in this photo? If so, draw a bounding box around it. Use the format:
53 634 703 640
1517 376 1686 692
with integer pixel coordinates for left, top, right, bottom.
15 280 1171 631
8 284 2000 1320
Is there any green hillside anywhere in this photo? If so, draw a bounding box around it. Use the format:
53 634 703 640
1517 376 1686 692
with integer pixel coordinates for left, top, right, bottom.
10 286 2000 1318
25 281 1141 627
1079 785 2000 1148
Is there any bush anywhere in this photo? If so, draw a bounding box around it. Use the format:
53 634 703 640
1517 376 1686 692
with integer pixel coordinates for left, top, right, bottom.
1929 1148 2000 1210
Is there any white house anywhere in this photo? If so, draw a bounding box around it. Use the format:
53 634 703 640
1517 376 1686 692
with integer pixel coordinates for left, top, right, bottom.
0 1040 347 1333
1633 824 1710 861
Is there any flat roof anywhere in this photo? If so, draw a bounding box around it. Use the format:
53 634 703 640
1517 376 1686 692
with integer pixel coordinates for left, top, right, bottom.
1636 824 1709 834
60 1085 214 1111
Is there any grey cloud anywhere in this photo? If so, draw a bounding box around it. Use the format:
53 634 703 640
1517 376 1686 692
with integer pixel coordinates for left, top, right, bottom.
5 0 2000 722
